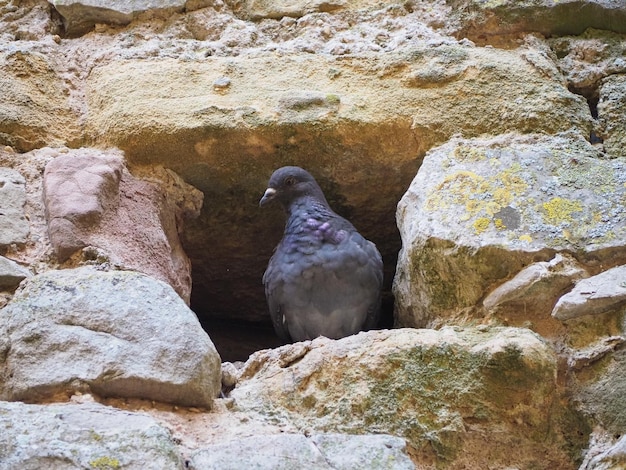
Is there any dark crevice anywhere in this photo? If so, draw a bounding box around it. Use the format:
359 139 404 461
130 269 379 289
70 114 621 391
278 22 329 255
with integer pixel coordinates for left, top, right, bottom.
567 85 604 144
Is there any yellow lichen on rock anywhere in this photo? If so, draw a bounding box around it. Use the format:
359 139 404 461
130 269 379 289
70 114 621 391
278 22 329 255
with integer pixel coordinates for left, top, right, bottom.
542 197 583 225
473 217 491 234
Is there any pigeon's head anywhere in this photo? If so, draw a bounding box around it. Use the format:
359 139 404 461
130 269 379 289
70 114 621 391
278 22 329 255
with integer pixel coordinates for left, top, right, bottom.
259 166 328 208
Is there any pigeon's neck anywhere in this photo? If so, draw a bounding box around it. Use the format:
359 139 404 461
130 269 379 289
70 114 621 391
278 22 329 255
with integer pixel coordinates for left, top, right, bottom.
286 195 333 220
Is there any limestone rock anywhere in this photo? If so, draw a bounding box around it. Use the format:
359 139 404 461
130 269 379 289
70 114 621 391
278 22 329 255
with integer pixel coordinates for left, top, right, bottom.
231 327 582 469
0 50 79 152
246 0 345 20
394 132 626 329
0 267 221 407
0 400 184 469
51 0 213 36
43 149 203 303
0 255 30 288
552 265 626 321
582 434 626 470
483 253 589 313
189 433 415 470
448 0 626 40
549 29 626 96
84 45 591 321
598 73 626 158
0 167 29 248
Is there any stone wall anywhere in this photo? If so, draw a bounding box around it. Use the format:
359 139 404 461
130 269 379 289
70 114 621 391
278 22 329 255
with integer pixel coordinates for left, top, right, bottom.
1 0 626 468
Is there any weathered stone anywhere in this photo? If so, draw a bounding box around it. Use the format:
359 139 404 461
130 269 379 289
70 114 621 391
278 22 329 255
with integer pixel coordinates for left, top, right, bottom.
0 0 62 40
84 46 591 322
582 434 626 470
598 73 626 158
246 0 345 20
0 50 79 152
549 29 626 96
0 267 221 407
0 255 30 288
51 0 213 36
552 265 626 321
483 253 589 313
231 327 582 469
189 433 415 470
448 0 626 41
0 400 184 469
0 167 29 247
43 149 203 302
43 150 124 260
394 132 626 329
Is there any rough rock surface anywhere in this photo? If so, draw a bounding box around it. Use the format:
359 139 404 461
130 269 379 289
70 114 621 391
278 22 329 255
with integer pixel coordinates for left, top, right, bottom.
189 433 415 470
0 267 221 407
552 265 626 321
0 254 30 288
448 0 626 41
42 148 203 302
394 132 626 331
0 167 29 247
598 73 626 158
0 400 184 469
231 327 584 469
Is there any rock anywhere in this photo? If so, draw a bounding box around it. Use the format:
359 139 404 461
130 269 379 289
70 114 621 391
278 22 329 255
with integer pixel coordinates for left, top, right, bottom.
43 149 124 260
582 434 626 470
246 0 345 20
483 253 589 313
0 255 30 288
448 0 626 40
598 73 626 158
394 132 626 330
189 433 415 470
549 29 626 96
43 149 203 303
0 267 221 407
0 50 79 152
84 45 591 322
0 400 185 469
0 167 29 248
231 327 583 469
552 265 626 321
51 0 212 36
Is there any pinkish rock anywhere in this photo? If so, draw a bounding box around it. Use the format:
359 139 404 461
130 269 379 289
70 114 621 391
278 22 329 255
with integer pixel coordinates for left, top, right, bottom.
43 149 202 303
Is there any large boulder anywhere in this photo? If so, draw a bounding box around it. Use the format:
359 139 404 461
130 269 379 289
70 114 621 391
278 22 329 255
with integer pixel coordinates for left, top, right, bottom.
231 327 586 469
0 400 185 469
0 267 221 407
394 132 626 333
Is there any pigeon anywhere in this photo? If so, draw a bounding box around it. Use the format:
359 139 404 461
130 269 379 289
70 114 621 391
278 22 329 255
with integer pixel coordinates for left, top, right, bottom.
260 166 383 342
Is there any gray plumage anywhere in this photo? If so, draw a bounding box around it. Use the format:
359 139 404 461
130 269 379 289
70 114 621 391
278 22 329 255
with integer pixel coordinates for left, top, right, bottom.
260 166 383 342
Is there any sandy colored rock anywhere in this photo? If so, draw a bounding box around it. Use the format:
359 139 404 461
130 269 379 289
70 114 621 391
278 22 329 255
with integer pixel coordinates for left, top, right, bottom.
0 267 221 407
0 167 29 247
0 400 185 469
394 132 626 330
0 50 79 151
598 73 626 158
231 327 584 469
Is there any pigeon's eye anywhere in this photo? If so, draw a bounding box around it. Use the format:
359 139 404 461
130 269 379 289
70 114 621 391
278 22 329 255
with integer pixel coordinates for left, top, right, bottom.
285 176 296 187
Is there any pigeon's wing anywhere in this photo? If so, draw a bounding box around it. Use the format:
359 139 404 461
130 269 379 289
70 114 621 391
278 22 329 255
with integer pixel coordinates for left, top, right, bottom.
263 257 292 342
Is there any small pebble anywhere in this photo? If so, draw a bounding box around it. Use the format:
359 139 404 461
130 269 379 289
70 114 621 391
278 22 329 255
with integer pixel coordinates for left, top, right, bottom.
213 76 231 90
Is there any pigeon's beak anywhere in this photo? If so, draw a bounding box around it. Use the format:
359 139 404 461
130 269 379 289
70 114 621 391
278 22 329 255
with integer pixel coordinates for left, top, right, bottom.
259 187 277 207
